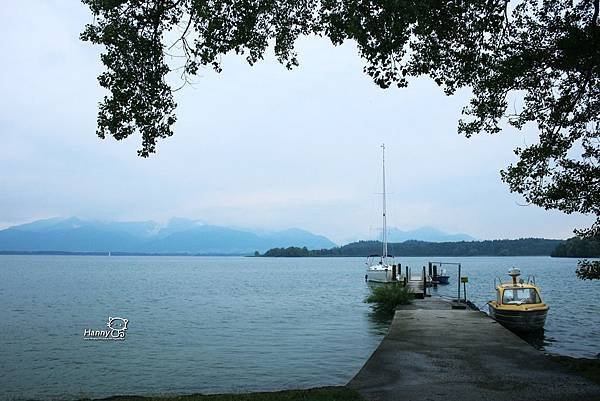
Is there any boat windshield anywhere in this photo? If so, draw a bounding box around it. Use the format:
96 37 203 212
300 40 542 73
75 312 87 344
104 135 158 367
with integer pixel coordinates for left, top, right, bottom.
502 288 541 305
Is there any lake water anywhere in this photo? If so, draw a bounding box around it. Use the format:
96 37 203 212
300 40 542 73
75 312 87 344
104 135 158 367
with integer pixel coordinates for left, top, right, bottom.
0 255 599 400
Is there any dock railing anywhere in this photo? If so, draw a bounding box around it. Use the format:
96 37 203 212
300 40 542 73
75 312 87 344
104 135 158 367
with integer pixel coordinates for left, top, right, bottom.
428 261 463 302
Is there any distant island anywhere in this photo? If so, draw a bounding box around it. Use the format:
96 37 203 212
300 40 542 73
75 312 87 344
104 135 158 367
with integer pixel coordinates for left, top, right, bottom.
261 238 570 257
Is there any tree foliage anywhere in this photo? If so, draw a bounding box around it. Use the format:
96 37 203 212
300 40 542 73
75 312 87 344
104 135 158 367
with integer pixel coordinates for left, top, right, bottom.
81 1 599 276
262 246 311 257
576 259 600 280
553 235 600 279
552 236 600 258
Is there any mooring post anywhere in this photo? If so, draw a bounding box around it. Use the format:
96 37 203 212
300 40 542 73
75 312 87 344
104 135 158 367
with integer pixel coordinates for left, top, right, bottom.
428 262 432 277
422 265 427 297
457 264 462 301
392 264 397 281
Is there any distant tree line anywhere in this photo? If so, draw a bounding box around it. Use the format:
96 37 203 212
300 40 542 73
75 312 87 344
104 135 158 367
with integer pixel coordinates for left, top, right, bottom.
262 247 311 257
552 237 600 258
553 236 600 280
259 238 564 257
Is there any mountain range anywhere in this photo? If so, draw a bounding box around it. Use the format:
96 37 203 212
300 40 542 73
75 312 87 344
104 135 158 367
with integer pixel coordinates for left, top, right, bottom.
0 217 480 255
0 217 337 254
382 226 476 243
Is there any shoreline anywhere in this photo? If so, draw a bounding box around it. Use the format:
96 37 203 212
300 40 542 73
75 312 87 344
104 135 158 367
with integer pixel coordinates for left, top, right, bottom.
0 251 586 258
16 327 600 401
21 354 600 401
76 386 362 401
70 350 600 401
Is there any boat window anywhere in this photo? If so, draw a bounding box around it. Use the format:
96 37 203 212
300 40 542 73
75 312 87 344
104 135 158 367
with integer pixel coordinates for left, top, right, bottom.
502 288 541 304
496 290 501 305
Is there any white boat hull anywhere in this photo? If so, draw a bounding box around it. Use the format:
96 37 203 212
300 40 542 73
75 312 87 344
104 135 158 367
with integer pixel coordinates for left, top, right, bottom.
366 266 395 283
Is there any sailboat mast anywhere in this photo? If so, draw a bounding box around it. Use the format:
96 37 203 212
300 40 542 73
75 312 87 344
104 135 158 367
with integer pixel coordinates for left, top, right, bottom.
381 143 388 263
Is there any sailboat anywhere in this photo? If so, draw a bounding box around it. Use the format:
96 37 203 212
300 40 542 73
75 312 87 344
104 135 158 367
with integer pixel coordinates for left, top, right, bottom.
365 144 398 283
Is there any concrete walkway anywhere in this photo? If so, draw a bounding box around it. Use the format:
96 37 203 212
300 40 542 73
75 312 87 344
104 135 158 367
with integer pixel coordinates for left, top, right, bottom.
348 298 600 401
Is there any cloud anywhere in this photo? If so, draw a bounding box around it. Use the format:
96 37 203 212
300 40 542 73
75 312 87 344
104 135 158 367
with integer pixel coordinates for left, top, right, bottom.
0 2 594 243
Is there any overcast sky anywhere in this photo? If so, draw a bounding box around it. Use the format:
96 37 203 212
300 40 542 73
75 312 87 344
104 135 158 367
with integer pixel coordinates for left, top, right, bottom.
0 1 593 243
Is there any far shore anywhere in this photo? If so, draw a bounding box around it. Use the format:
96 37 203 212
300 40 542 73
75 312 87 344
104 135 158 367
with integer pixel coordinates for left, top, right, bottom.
0 251 586 258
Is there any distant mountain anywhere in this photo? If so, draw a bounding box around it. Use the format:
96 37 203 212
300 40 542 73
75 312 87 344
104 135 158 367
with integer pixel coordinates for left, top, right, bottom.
154 217 204 238
383 226 476 243
0 224 141 253
258 228 336 250
145 225 266 254
0 217 336 254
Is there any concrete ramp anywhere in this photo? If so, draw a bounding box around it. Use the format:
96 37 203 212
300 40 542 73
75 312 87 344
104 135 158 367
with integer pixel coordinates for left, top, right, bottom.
349 298 600 401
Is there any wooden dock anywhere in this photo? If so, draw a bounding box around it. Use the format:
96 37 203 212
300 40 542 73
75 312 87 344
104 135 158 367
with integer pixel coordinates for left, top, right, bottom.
348 297 600 401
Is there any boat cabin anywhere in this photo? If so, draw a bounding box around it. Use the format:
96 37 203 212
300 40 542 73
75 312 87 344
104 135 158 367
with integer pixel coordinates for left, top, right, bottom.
495 285 542 306
366 254 395 268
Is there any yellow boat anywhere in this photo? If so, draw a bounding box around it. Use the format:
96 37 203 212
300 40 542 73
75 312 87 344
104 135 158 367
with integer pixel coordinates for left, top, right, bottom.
488 268 549 332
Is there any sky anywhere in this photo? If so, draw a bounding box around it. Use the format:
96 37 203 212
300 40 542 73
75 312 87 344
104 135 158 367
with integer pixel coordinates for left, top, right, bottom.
0 1 593 244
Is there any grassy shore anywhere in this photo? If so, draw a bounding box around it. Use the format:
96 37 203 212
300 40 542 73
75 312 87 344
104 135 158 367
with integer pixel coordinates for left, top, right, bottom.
83 386 364 401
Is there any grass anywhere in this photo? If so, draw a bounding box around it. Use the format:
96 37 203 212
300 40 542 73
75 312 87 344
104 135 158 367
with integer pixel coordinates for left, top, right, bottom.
365 283 414 314
80 386 365 401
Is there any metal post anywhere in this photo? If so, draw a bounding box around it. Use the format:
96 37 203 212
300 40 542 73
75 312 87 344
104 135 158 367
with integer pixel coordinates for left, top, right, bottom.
405 265 408 281
464 281 467 302
458 264 461 301
381 144 388 263
423 265 427 297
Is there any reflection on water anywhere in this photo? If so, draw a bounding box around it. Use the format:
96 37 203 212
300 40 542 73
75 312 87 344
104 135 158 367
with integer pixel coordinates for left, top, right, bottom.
367 310 394 336
513 329 556 351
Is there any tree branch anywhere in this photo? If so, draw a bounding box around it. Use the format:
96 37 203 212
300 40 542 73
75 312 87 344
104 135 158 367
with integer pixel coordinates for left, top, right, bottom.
169 7 195 50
